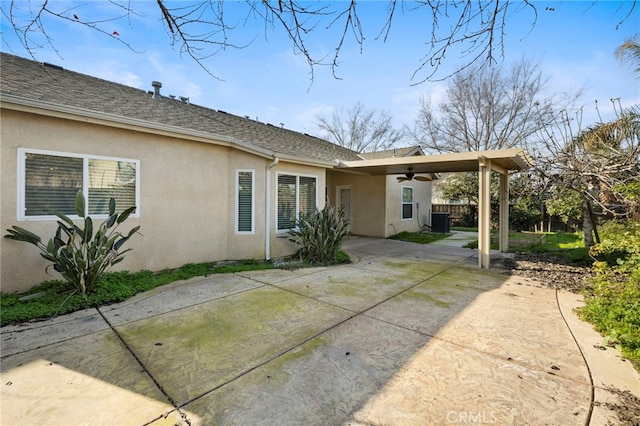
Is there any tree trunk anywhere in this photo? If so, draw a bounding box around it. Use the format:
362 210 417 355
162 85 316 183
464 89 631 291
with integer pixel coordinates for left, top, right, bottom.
581 198 600 248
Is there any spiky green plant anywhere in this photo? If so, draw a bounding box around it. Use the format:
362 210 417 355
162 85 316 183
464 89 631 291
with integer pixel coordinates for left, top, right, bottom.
4 190 140 298
288 203 349 264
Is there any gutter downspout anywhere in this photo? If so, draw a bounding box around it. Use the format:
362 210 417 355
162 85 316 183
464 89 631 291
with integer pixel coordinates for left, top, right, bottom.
265 156 280 260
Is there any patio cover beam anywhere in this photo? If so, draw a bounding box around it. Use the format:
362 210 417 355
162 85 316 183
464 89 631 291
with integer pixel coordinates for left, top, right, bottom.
337 148 531 176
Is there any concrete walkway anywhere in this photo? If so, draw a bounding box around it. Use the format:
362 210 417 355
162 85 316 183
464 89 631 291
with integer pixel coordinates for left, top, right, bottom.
431 230 478 248
1 237 638 425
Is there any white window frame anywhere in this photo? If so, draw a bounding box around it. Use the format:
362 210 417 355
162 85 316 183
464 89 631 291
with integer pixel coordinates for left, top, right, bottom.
235 169 255 235
17 148 140 221
275 172 318 233
401 185 414 220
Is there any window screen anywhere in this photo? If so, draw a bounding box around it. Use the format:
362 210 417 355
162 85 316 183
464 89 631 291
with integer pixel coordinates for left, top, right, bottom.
20 149 138 219
237 170 254 233
89 159 137 214
277 174 297 230
24 153 83 216
299 176 316 218
277 174 317 230
402 186 413 220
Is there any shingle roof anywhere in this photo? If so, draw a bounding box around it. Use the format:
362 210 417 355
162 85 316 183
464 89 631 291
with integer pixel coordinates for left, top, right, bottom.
0 53 362 163
360 146 424 160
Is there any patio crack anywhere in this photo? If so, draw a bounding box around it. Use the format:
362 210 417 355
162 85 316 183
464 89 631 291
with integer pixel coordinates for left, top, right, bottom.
264 257 466 317
168 260 468 410
91 250 479 420
95 307 192 425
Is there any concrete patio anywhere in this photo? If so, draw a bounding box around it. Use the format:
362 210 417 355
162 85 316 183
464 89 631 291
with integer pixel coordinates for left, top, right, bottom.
1 237 638 425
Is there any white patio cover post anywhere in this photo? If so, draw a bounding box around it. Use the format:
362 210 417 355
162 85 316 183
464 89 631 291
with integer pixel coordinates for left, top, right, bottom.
478 156 491 268
499 172 510 252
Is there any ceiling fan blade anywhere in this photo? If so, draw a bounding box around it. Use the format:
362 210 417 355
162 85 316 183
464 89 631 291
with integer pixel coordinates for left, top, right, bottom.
414 176 431 182
397 177 409 182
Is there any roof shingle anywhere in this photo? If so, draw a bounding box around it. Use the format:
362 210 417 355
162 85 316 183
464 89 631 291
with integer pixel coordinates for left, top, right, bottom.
0 53 362 163
359 146 423 159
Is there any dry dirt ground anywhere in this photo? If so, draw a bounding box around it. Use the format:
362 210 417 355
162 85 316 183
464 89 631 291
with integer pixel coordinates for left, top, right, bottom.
503 252 640 426
503 252 592 294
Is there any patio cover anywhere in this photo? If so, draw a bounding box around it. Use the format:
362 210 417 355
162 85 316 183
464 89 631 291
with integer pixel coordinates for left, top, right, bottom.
337 148 534 269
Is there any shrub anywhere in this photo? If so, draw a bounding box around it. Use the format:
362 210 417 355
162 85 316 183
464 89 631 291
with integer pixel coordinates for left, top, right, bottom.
4 190 139 298
334 250 351 264
589 221 640 271
579 220 640 370
288 203 349 264
457 205 477 228
579 266 640 369
509 200 541 231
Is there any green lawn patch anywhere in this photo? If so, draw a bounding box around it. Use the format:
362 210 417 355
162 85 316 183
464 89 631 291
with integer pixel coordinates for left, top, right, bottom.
514 232 589 263
389 231 451 244
462 231 589 263
0 253 351 327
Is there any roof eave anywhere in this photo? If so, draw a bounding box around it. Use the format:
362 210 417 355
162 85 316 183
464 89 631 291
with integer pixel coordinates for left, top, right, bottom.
1 94 337 168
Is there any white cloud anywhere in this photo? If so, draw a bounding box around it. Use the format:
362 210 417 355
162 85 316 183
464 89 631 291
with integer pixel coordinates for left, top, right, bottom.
79 59 144 89
292 103 335 134
106 71 143 89
540 45 638 125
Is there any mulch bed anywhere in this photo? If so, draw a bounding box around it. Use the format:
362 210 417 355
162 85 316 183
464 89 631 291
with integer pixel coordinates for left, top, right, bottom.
502 252 592 293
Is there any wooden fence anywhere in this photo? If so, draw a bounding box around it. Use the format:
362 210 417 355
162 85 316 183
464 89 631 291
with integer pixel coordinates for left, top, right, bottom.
433 204 581 232
432 204 467 223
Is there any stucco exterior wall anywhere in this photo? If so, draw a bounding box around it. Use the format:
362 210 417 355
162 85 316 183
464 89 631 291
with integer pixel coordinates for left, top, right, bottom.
1 109 322 293
384 175 433 237
328 171 387 237
327 170 434 238
226 151 269 260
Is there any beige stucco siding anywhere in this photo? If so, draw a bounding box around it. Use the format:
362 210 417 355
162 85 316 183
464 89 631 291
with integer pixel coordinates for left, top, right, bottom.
1 109 318 293
226 151 268 260
385 175 433 237
328 171 387 237
327 171 433 238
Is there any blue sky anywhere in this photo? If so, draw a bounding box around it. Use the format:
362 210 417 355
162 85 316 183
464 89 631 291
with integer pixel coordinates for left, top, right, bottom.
1 1 638 143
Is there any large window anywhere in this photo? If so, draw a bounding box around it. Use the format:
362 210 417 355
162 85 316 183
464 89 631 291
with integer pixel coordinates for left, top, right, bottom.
236 170 254 234
277 174 317 230
402 186 413 220
18 148 139 220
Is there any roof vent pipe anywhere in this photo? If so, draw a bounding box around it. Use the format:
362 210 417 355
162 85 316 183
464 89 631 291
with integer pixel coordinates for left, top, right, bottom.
151 81 162 99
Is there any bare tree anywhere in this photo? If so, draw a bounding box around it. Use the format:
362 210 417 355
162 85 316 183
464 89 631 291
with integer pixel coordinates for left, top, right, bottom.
316 102 404 152
316 102 405 153
532 37 640 246
533 103 640 247
2 1 635 83
415 58 581 232
412 58 580 154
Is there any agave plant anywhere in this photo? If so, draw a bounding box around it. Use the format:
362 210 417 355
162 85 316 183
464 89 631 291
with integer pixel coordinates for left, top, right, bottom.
288 202 349 264
4 190 140 298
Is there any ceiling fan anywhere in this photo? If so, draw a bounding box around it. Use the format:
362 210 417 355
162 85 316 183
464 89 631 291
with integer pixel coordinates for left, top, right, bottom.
397 167 431 182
